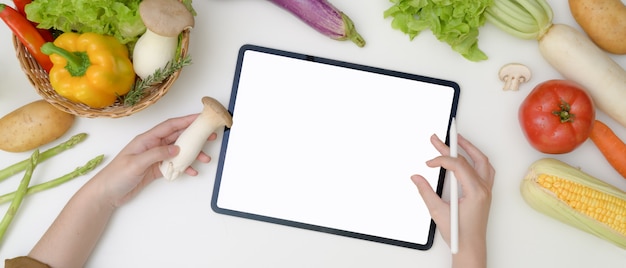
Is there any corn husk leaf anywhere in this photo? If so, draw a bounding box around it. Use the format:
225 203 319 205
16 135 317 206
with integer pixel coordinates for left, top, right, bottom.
521 158 626 249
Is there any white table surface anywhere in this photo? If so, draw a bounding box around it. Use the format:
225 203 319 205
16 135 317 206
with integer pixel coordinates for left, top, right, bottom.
1 1 626 267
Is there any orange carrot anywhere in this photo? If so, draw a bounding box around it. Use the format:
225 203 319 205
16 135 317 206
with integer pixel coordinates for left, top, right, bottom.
589 120 626 179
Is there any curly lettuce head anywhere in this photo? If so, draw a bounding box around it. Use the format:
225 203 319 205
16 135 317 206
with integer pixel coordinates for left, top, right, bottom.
25 0 145 45
384 0 493 62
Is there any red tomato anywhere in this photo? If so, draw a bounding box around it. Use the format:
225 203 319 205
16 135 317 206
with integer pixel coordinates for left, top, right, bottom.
519 79 595 154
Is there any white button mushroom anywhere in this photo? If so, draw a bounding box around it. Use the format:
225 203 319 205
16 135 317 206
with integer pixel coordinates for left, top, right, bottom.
499 63 532 91
160 97 233 181
132 0 194 80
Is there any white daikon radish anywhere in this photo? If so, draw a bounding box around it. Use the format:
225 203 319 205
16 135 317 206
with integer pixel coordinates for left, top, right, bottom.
486 0 626 128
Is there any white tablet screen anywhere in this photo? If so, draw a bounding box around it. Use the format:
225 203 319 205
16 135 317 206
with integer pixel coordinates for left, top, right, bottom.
212 45 459 250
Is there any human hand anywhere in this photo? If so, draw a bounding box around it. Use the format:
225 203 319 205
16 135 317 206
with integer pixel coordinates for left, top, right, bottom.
410 134 495 268
93 114 218 207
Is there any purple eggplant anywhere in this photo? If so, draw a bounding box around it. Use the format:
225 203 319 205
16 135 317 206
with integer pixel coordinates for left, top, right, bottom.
269 0 365 47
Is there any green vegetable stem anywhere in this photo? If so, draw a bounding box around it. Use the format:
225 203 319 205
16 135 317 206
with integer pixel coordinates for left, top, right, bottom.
484 0 553 40
0 155 104 205
0 150 39 248
123 55 192 106
0 133 88 183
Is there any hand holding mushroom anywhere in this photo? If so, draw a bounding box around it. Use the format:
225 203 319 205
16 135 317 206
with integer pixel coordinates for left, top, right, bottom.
133 0 195 79
160 97 233 181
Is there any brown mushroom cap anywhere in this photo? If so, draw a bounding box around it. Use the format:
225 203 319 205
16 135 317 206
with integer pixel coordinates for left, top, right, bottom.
139 0 195 37
202 97 233 128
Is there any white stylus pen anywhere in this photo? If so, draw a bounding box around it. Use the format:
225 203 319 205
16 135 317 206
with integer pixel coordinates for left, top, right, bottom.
450 117 459 254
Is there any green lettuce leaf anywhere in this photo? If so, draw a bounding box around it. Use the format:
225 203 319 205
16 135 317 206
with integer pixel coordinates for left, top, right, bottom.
384 0 493 62
25 0 145 45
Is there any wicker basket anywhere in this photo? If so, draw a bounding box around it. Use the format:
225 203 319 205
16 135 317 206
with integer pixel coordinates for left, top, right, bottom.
12 29 190 118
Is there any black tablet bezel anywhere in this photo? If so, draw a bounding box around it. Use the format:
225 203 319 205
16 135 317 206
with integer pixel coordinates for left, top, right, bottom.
211 44 460 250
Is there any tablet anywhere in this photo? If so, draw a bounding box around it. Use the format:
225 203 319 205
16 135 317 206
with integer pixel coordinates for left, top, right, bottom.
211 45 460 250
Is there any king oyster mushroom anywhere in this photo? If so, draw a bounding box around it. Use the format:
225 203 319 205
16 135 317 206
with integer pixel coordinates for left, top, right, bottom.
132 0 194 80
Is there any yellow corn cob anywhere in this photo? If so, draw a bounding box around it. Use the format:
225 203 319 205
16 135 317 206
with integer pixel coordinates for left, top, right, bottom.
521 158 626 249
536 174 626 236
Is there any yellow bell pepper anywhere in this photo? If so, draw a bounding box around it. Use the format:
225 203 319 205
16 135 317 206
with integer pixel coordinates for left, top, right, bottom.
41 32 135 108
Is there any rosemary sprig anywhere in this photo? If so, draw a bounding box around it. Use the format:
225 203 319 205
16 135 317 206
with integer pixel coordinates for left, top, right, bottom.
123 55 192 106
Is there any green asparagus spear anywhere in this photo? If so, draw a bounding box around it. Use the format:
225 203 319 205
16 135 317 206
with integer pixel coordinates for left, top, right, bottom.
0 133 88 183
0 150 39 246
0 155 105 205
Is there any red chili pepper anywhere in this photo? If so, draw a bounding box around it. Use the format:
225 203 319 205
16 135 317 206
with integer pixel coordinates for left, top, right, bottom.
12 0 29 15
11 0 54 42
0 4 52 72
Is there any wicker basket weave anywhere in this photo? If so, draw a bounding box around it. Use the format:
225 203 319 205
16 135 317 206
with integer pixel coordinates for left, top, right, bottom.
12 29 190 118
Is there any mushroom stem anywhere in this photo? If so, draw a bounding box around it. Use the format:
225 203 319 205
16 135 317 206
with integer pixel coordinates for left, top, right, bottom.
132 0 195 79
504 76 522 91
160 97 233 181
132 29 178 79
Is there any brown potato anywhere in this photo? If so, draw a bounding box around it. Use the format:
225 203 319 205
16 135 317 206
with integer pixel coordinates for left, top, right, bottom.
569 0 626 54
0 100 75 152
